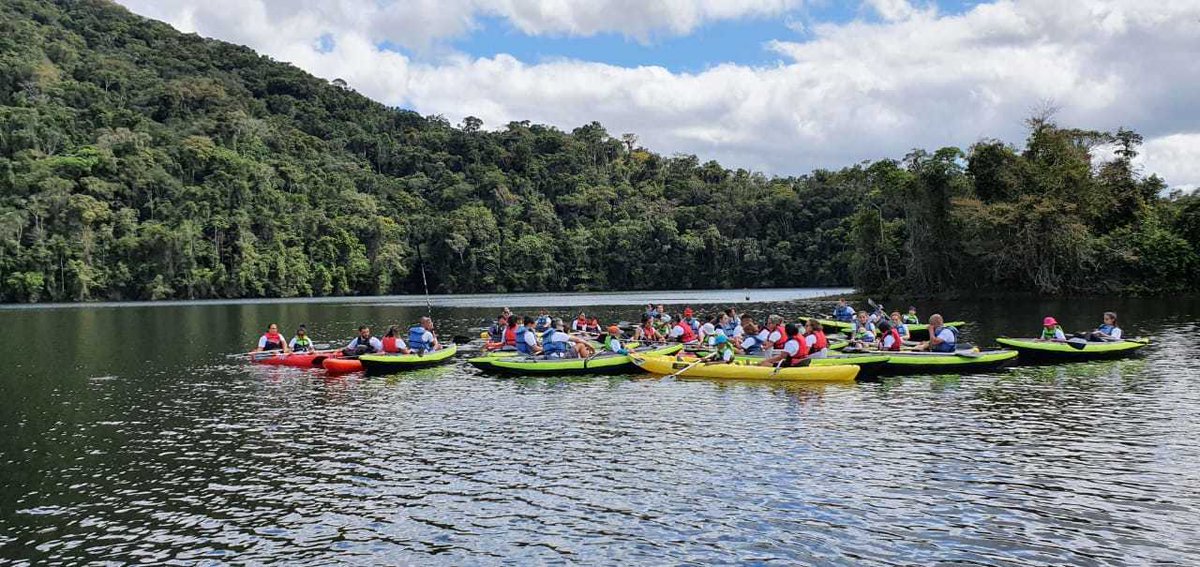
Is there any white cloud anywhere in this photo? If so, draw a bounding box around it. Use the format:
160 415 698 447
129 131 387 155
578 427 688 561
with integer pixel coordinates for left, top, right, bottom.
113 0 1200 189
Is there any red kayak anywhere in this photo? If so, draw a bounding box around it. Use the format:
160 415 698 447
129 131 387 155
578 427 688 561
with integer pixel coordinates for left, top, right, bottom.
322 356 363 374
251 351 335 368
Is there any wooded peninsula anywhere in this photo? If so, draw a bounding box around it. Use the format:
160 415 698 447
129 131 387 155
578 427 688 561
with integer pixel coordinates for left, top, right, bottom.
2 0 1197 303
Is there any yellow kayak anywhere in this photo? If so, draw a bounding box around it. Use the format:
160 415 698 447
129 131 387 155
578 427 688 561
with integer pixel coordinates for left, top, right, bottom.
630 354 859 382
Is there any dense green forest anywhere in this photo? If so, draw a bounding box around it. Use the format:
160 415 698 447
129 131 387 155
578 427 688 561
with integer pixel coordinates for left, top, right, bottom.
1 0 1197 302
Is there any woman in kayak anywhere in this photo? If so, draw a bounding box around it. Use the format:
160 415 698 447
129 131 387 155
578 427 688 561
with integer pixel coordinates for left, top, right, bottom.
585 316 602 334
668 314 699 344
572 312 589 332
254 323 290 353
343 326 382 356
381 325 410 354
633 314 662 342
760 323 809 367
916 314 957 353
889 311 911 340
1092 312 1123 341
804 319 830 358
1040 317 1066 341
289 325 314 353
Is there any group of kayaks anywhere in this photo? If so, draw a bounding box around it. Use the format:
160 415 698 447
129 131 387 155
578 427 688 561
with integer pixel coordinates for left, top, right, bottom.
246 325 1150 383
250 345 460 375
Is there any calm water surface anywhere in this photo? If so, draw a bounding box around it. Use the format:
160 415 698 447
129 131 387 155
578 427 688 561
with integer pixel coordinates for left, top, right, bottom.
1 289 1198 565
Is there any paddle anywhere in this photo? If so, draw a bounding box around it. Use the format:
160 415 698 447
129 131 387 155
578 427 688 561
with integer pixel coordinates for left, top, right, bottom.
1066 337 1090 350
666 352 715 379
227 348 282 358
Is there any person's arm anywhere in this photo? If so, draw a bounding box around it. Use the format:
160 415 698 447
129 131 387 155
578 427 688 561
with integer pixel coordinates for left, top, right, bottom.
254 336 267 352
1111 328 1122 340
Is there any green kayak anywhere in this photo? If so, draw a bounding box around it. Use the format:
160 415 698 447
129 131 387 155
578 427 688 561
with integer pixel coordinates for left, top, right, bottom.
995 337 1149 361
359 344 459 375
875 349 1016 374
469 343 684 375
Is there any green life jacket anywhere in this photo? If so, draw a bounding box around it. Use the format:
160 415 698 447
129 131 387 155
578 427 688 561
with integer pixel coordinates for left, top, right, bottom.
292 336 313 351
902 314 918 325
715 342 736 361
1040 326 1062 340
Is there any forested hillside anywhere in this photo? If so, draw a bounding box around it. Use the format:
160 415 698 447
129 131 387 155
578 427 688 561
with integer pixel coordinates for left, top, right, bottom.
1 0 1197 302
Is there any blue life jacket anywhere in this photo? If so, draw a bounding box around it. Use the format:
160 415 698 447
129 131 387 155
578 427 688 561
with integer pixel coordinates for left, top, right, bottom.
407 325 430 352
854 321 876 342
542 329 569 356
931 326 959 353
1098 323 1115 335
742 337 762 355
535 316 551 332
835 306 855 322
515 326 533 354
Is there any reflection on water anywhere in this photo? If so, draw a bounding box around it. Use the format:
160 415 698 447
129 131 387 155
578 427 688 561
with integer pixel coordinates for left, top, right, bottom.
1 294 1199 564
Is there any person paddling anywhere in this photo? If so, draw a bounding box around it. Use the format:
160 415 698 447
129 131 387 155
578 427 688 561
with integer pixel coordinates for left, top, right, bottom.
254 323 290 353
1092 312 1123 341
289 325 313 353
634 314 663 342
1039 317 1066 341
343 325 382 356
408 316 440 353
760 323 809 367
542 319 594 359
708 334 736 364
381 325 410 354
916 314 957 352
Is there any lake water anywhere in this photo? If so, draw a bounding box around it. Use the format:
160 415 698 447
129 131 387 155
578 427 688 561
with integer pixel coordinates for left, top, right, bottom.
2 289 1198 565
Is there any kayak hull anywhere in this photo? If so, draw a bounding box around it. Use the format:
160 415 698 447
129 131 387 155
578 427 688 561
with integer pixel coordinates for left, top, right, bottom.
681 351 890 378
322 357 364 374
251 352 335 368
874 349 1017 374
631 354 860 382
817 319 965 340
359 345 459 375
469 344 683 375
995 337 1149 361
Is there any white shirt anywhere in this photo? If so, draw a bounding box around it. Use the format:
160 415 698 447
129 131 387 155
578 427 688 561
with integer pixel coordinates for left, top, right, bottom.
934 327 956 344
348 336 384 351
805 334 817 348
782 339 800 356
741 335 760 350
756 328 770 343
258 335 282 349
416 330 434 345
549 331 572 343
523 329 539 347
1049 328 1066 340
882 333 899 350
717 346 734 362
667 325 685 339
1108 327 1123 340
572 319 587 331
767 327 784 345
729 324 744 338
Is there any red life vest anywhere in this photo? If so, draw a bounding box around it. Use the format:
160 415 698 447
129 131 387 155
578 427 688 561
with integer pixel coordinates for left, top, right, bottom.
786 334 810 366
641 323 660 341
674 321 697 343
811 329 828 351
504 326 517 346
382 336 404 353
884 328 903 351
261 332 283 350
769 325 787 349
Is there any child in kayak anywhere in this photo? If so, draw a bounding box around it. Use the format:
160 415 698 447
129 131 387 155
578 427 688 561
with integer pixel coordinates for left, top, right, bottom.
707 334 736 364
804 319 830 358
902 307 919 325
1091 312 1123 341
1040 317 1066 341
852 311 877 344
381 325 410 354
633 315 663 342
289 325 313 353
738 319 763 355
834 299 855 322
878 320 903 351
604 325 629 355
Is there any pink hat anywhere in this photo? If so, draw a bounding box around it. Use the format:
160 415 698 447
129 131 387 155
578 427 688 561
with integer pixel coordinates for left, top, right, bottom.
1043 316 1058 326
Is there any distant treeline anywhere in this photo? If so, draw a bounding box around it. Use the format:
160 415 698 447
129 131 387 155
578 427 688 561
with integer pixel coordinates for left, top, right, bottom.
1 0 1197 302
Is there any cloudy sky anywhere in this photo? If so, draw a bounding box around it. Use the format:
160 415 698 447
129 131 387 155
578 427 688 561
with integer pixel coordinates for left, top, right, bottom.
115 0 1200 189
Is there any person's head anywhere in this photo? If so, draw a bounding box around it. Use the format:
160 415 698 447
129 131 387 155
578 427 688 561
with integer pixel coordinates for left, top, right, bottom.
806 319 821 333
838 298 847 306
577 311 586 320
878 320 893 332
421 316 434 330
295 325 307 337
539 309 548 316
267 323 279 334
657 304 666 312
715 334 728 345
358 325 371 338
768 314 783 329
857 311 868 322
502 307 512 316
523 316 535 327
608 325 621 337
784 323 800 338
641 314 652 325
553 318 565 331
1043 316 1058 328
744 320 759 334
890 311 902 323
1104 311 1118 325
908 306 917 314
508 317 520 329
385 325 399 338
928 314 944 328
684 307 694 318
646 303 654 311
719 313 730 325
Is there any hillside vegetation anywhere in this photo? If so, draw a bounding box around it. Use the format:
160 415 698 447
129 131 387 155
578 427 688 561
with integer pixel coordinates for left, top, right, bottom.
1 0 1196 302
